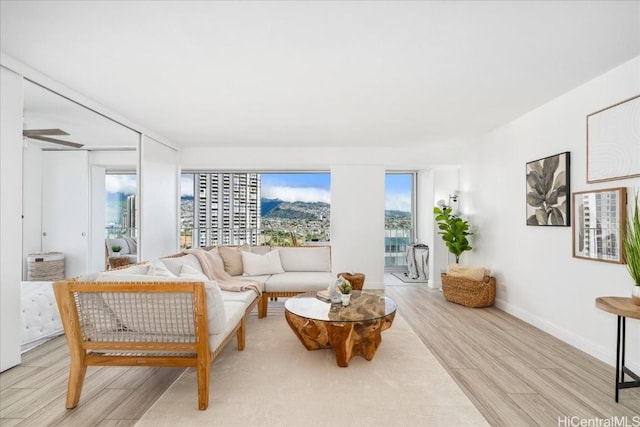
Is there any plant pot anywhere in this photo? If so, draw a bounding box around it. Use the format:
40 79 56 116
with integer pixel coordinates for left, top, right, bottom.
632 286 640 306
340 293 351 307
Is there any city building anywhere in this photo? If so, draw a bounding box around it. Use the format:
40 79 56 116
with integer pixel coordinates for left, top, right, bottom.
193 173 261 247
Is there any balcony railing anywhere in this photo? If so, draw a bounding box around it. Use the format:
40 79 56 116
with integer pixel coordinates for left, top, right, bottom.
385 228 412 270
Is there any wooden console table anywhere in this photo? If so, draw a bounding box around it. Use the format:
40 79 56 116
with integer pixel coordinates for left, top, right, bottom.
595 296 640 402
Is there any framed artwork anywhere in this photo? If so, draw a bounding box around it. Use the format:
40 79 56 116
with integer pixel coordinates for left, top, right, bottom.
572 187 626 264
526 152 570 226
587 95 640 183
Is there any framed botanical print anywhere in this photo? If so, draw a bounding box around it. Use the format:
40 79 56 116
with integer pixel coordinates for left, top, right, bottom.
526 152 570 226
572 187 626 264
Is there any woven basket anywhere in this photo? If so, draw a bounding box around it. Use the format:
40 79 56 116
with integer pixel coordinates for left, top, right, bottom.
27 252 65 281
441 273 496 308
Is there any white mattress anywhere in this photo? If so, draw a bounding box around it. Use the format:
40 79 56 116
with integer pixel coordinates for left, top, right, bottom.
21 281 63 352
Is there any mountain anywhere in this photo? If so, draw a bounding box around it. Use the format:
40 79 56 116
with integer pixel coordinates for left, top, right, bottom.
180 196 409 221
261 198 282 216
385 210 411 218
262 199 330 221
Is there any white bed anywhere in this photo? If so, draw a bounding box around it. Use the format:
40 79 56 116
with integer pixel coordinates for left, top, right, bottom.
21 281 64 352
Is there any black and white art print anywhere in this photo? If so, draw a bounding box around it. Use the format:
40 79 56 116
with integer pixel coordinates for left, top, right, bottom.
526 151 570 226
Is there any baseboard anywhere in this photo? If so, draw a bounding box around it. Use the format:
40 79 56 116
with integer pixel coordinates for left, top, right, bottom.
494 297 640 374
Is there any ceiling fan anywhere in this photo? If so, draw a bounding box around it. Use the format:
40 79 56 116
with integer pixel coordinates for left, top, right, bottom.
22 129 84 148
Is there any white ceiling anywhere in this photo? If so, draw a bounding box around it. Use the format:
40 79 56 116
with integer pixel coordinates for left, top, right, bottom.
1 1 639 149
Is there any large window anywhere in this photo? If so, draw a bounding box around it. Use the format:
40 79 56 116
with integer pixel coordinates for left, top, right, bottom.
180 172 330 248
385 173 415 270
105 173 136 238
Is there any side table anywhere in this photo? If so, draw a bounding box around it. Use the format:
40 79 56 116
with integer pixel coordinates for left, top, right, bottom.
595 296 640 402
108 256 129 270
337 272 365 291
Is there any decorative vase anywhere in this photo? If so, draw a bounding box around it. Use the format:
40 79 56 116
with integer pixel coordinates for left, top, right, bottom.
341 293 351 307
632 286 640 306
328 280 342 303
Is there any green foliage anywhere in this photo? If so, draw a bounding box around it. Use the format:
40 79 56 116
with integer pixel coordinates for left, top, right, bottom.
623 193 640 286
433 206 473 263
337 278 352 294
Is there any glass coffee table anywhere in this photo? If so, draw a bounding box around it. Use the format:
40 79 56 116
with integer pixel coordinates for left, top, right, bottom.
284 290 397 367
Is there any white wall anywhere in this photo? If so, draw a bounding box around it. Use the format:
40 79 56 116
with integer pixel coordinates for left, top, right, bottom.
431 167 461 287
330 165 386 288
463 56 640 371
22 144 42 279
180 144 464 172
1 66 23 371
139 136 180 260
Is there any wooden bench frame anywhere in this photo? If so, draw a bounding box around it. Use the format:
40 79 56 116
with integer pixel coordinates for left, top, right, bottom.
53 280 258 410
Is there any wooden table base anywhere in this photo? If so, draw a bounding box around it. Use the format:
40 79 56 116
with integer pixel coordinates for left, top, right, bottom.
285 310 395 367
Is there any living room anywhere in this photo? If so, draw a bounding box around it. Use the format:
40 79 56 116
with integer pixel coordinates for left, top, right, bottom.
1 1 639 425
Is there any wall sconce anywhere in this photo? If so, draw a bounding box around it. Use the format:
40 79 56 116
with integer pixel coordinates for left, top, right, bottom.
437 192 461 215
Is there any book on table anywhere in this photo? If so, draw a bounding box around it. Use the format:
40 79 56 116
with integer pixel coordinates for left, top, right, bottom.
316 290 331 302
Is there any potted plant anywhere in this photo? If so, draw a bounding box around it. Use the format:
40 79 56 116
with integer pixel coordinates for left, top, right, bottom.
623 193 640 305
111 245 123 254
433 205 473 264
337 277 352 306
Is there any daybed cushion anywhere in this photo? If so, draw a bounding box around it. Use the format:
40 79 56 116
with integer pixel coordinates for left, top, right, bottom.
264 272 333 292
220 289 257 306
236 274 271 287
276 246 331 272
241 250 285 276
94 271 228 335
208 301 247 352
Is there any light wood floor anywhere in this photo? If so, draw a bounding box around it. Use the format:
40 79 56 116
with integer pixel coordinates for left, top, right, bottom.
1 281 639 426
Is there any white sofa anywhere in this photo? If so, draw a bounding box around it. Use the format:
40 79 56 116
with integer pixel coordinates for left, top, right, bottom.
213 245 333 317
53 253 260 411
52 244 331 410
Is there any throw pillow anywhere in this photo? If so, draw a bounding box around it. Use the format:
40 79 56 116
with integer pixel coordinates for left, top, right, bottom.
218 245 249 276
178 264 226 334
94 272 228 335
179 264 209 281
241 250 285 276
147 259 177 277
160 254 203 276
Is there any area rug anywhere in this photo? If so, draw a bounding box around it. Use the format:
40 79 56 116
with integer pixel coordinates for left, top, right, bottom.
136 313 488 427
391 271 429 284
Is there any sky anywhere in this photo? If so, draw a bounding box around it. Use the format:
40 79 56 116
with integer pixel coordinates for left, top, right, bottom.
105 174 136 194
113 172 412 212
